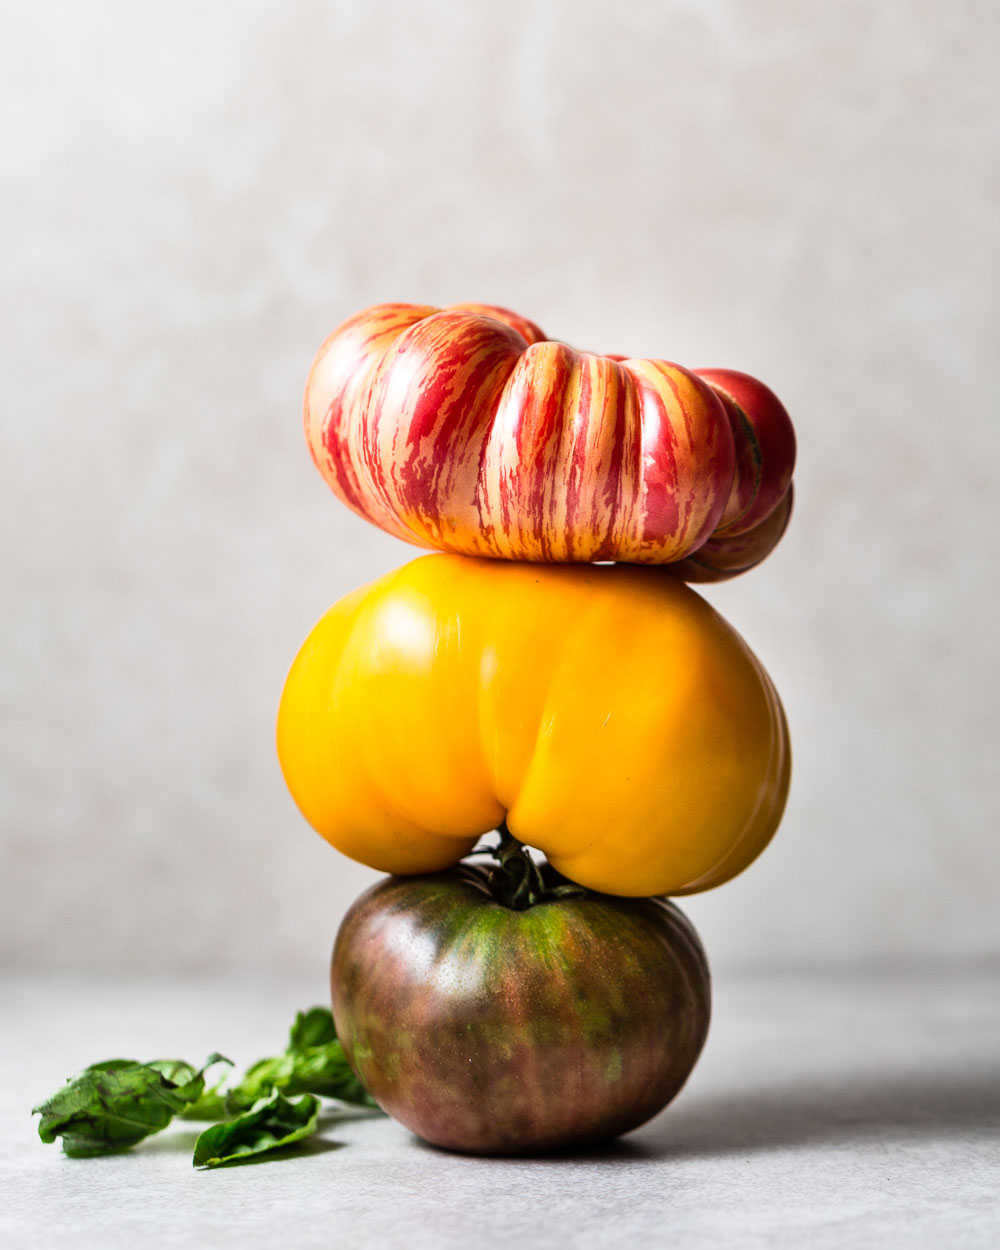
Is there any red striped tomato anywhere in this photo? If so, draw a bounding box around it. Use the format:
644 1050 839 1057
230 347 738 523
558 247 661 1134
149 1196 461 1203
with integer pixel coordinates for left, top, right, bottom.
304 303 796 576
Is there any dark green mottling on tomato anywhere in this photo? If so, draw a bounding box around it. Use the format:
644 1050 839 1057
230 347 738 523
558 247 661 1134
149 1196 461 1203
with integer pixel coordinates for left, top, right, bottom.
331 864 710 1155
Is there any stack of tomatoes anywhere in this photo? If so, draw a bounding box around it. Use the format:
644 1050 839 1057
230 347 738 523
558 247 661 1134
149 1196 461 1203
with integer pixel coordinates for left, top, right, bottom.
277 304 796 1154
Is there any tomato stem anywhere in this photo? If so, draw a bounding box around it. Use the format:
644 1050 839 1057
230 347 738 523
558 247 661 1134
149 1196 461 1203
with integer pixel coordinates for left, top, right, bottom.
483 821 588 910
487 821 543 909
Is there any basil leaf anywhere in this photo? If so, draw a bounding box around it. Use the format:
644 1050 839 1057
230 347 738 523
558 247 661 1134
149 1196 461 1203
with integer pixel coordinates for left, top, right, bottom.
148 1054 231 1104
192 1092 320 1168
218 1008 377 1113
282 1007 374 1104
280 1040 376 1107
33 1054 229 1157
288 1006 337 1051
223 1055 296 1113
175 1077 232 1122
145 1059 199 1085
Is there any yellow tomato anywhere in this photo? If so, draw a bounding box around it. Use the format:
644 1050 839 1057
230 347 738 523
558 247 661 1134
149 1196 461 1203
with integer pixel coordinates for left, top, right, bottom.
277 555 790 897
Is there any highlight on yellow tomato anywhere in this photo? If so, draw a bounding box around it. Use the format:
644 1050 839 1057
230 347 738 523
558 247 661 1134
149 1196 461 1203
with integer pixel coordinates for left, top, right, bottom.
277 555 790 897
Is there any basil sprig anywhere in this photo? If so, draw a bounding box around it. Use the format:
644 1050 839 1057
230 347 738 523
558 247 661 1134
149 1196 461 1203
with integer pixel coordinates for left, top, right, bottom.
32 1007 378 1166
33 1054 231 1158
210 1006 376 1115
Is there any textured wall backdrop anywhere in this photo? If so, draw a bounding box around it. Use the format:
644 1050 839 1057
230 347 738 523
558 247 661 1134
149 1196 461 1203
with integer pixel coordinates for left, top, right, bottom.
3 0 998 974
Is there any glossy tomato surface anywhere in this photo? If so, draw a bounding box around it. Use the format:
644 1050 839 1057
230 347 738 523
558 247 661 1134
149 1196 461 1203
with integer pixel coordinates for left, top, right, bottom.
279 555 791 898
331 864 710 1155
304 303 795 575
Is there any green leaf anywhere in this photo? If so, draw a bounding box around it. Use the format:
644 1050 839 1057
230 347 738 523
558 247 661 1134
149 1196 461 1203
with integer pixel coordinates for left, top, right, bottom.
192 1092 320 1168
288 1006 337 1051
148 1054 231 1105
173 1064 234 1122
280 1039 376 1106
217 1008 377 1113
177 1083 229 1120
223 1055 296 1113
33 1054 229 1157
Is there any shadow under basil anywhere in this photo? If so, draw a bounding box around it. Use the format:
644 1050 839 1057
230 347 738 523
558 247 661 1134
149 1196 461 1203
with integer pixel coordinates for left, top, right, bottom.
140 1126 346 1164
317 1106 385 1130
191 1137 346 1168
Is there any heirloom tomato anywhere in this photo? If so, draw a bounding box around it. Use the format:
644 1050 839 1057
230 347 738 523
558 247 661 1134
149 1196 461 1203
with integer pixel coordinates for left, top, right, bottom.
277 554 790 897
303 303 795 576
331 841 710 1154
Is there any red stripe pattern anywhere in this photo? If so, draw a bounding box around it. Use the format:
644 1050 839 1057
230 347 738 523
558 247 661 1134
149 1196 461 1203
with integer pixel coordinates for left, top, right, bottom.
304 304 796 576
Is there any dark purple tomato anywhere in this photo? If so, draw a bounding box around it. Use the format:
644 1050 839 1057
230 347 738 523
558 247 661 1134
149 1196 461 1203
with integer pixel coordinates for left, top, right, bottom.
331 861 710 1155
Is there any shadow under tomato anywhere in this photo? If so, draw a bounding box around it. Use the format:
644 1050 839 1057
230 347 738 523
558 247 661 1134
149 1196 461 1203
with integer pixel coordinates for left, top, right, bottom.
410 1132 665 1164
630 1064 1000 1160
407 1063 1000 1164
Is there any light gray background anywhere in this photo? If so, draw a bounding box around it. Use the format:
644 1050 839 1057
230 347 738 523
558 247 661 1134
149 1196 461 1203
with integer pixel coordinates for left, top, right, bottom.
3 0 997 975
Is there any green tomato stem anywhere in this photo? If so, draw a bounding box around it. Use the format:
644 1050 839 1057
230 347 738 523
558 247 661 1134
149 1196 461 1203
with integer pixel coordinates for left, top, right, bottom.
485 821 589 910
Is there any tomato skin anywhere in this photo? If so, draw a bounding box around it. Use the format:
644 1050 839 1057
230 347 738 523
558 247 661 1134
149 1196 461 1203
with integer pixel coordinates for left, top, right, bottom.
330 866 710 1155
304 303 794 576
278 554 790 897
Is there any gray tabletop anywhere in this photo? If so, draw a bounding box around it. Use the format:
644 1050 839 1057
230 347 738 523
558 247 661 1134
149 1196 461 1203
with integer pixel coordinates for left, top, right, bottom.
5 968 998 1249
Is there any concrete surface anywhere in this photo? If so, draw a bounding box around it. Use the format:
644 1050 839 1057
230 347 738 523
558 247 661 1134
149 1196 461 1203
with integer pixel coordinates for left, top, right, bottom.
7 968 999 1248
